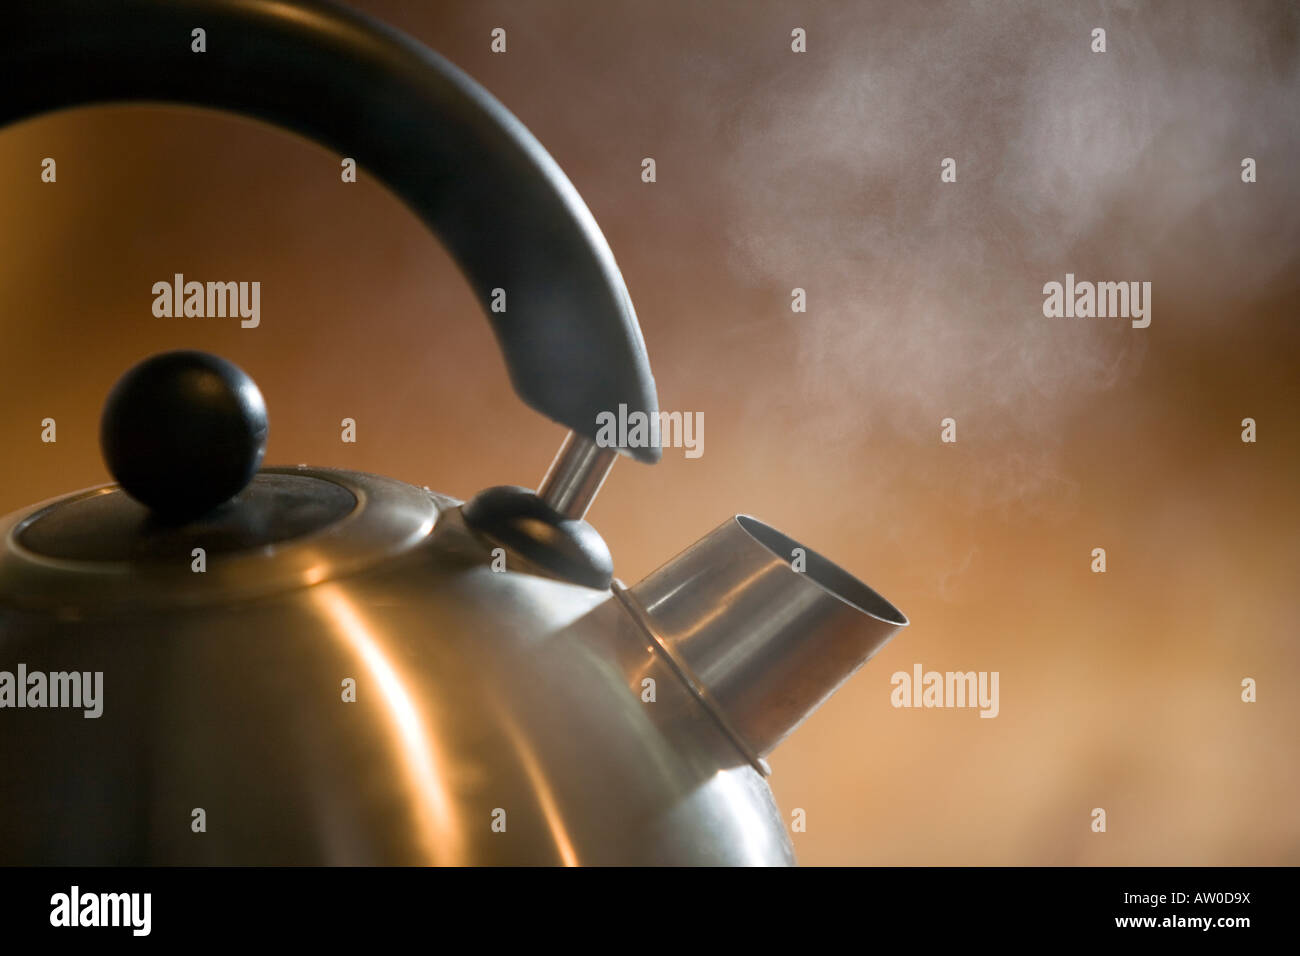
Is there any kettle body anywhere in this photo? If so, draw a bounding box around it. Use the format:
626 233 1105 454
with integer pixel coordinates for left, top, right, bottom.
0 470 795 865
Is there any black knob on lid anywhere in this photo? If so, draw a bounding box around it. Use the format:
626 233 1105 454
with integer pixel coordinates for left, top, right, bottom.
100 351 268 521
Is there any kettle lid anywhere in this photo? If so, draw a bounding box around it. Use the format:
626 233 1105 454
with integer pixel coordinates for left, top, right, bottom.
0 351 441 615
0 467 439 615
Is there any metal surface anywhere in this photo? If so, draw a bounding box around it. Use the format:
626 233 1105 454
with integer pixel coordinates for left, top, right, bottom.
0 0 660 461
628 515 909 758
0 468 439 613
18 473 357 562
0 472 909 864
0 486 795 865
536 432 618 521
613 580 773 777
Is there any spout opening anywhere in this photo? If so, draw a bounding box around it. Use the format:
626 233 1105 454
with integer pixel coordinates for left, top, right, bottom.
733 515 908 627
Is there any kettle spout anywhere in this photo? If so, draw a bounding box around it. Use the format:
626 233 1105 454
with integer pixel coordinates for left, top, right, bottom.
619 515 907 767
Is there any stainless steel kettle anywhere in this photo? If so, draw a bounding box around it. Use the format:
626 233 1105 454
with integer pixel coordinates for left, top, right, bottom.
0 0 907 865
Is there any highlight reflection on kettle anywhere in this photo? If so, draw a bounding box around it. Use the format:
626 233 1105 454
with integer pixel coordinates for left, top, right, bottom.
0 0 907 865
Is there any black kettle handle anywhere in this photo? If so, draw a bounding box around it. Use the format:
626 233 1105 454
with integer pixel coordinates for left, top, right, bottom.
1 0 660 463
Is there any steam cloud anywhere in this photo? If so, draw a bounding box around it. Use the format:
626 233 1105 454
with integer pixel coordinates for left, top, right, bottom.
718 0 1300 513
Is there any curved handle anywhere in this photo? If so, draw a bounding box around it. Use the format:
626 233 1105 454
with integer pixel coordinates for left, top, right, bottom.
0 0 660 463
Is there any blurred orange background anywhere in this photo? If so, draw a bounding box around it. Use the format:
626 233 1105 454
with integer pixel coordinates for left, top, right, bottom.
0 0 1296 863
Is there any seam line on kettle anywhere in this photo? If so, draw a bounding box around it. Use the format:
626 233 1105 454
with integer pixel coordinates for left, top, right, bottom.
610 580 771 777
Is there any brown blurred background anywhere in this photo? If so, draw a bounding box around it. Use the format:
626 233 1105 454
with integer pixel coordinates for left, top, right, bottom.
1 0 1297 863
